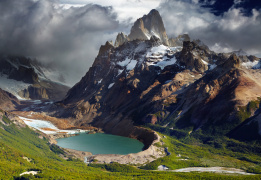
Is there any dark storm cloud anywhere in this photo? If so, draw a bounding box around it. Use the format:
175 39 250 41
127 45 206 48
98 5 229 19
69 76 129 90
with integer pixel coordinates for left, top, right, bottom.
158 0 261 55
0 0 119 85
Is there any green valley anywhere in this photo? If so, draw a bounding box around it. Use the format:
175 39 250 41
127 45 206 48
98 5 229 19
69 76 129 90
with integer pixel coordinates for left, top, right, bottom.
1 112 261 179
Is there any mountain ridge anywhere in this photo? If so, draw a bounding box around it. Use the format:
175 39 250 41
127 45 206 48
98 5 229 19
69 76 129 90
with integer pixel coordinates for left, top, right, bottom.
0 55 70 101
58 9 261 141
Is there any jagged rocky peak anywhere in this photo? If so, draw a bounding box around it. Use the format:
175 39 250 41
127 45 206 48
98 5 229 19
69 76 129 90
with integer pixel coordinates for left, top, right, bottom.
169 34 190 47
221 54 240 69
128 9 169 46
0 56 39 84
97 41 114 56
114 32 129 47
192 39 210 51
177 40 211 72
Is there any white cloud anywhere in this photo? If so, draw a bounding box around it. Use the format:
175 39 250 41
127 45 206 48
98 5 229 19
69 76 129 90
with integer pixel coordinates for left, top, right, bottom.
158 0 261 55
158 0 215 37
59 0 162 22
219 8 249 30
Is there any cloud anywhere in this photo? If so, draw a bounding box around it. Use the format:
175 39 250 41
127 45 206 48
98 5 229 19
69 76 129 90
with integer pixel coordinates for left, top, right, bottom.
158 0 215 37
1 0 261 86
0 0 120 85
59 0 162 22
158 0 261 55
0 0 162 85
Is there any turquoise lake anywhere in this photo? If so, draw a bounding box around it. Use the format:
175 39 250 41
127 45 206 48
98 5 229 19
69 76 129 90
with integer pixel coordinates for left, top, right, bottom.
56 133 144 155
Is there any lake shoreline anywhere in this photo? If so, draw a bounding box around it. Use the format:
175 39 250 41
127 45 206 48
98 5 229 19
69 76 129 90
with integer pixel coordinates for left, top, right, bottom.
18 114 165 165
87 131 165 165
49 129 165 165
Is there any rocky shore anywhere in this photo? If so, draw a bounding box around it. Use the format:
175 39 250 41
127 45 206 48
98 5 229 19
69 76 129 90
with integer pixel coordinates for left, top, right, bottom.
48 126 165 165
63 148 92 161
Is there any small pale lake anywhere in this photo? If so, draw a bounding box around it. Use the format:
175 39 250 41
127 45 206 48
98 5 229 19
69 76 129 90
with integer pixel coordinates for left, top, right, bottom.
56 133 144 155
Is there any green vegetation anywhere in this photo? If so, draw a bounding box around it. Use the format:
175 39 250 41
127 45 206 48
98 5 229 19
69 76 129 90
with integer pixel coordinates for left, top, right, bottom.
1 114 261 179
49 144 65 155
237 99 260 122
141 127 261 175
89 162 141 173
2 115 11 124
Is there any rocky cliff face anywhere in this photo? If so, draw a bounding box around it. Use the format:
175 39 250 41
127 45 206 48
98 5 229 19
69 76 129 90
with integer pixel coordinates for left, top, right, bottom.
0 88 19 111
128 9 169 46
59 10 261 141
0 55 70 101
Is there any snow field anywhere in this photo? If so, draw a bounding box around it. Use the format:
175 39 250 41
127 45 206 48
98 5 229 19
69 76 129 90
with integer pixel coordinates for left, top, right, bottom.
19 116 87 135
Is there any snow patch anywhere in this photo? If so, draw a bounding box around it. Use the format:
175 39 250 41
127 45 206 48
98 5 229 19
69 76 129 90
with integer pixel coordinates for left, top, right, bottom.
19 116 86 135
169 46 182 53
151 31 160 39
126 60 137 70
201 59 208 65
108 83 115 89
97 79 102 84
19 116 59 134
117 69 124 77
242 61 260 69
117 57 137 71
117 58 130 67
209 64 217 70
156 57 177 70
145 45 181 70
144 31 151 39
0 75 30 100
147 45 169 58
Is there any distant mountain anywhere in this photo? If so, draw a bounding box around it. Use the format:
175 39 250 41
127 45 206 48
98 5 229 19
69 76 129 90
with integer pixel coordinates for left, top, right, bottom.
231 49 248 56
0 55 70 101
58 9 261 141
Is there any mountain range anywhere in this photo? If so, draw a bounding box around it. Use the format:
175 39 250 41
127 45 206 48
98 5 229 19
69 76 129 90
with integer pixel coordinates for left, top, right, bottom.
50 9 261 141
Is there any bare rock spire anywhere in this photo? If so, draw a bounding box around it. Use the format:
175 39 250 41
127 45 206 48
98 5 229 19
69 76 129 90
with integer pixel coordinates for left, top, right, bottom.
128 9 169 46
114 32 129 47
